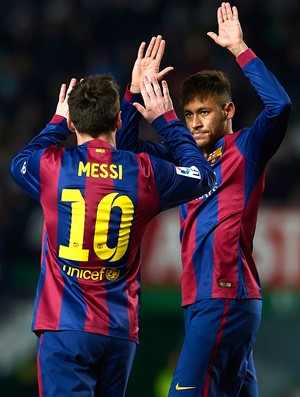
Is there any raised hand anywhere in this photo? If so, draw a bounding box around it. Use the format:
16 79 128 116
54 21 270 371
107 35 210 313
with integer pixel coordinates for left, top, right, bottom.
130 35 174 93
133 75 173 123
207 2 248 56
55 78 77 118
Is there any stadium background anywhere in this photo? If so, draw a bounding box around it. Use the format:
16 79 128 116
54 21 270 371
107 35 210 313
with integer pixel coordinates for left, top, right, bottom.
0 0 299 396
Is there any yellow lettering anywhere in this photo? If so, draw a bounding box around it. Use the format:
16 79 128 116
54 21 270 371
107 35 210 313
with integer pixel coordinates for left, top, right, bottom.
91 163 99 178
70 267 80 278
91 271 99 281
78 161 91 177
109 164 118 179
61 265 118 282
99 268 105 280
99 163 108 178
77 162 122 180
83 270 91 279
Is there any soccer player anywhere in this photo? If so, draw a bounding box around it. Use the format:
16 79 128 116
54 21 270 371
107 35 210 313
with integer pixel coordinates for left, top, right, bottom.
116 2 292 396
10 59 215 396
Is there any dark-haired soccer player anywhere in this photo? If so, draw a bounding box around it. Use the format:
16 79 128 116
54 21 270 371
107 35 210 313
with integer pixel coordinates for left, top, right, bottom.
117 3 292 396
10 60 215 397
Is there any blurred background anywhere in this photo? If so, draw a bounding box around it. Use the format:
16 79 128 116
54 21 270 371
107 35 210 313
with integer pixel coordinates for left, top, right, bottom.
0 0 300 396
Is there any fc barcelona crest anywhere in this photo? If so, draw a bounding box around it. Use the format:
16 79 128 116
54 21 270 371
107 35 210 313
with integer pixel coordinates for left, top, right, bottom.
207 146 223 164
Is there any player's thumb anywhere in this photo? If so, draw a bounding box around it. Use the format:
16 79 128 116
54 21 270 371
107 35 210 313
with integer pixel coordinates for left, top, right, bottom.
158 66 174 80
133 102 146 117
207 32 218 42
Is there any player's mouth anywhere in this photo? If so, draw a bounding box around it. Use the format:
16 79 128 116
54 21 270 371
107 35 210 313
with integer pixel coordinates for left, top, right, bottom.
192 131 208 139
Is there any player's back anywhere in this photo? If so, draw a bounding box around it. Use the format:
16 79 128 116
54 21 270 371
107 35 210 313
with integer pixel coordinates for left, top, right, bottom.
40 139 160 269
33 139 162 341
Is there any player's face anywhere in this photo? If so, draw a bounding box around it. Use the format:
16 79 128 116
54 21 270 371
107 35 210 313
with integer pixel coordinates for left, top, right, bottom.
183 95 233 156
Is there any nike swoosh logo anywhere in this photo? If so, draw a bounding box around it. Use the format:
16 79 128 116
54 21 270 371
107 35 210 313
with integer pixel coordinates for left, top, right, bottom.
175 383 196 391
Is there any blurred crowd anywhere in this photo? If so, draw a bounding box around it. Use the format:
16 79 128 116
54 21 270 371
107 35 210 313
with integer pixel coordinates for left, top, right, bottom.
0 0 300 302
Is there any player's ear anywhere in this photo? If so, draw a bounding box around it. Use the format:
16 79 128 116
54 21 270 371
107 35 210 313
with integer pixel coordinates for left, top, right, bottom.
115 111 122 131
67 115 76 133
224 101 235 119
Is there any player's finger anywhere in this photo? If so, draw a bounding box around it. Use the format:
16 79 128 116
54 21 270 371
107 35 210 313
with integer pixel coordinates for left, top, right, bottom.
59 83 67 103
137 41 146 60
161 80 170 99
217 6 223 24
66 78 76 96
144 36 156 58
224 2 233 19
150 35 163 59
232 5 238 20
151 76 163 99
140 78 151 105
162 80 173 110
153 39 166 65
143 75 155 98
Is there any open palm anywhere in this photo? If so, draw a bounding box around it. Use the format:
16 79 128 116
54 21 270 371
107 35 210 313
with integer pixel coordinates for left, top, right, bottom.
131 36 173 91
207 3 243 49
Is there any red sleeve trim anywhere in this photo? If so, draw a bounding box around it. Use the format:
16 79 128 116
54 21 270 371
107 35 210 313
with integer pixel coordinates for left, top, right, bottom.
124 84 133 102
50 115 65 124
164 110 178 122
236 48 257 68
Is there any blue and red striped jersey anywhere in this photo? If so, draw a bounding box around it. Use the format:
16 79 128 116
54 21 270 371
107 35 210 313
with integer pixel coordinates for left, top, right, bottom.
116 49 292 305
10 111 215 342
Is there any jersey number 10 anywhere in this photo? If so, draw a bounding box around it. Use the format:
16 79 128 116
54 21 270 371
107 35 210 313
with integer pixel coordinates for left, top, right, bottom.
58 189 134 262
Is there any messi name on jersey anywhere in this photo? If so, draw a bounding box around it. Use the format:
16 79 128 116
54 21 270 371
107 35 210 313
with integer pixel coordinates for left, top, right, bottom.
78 161 123 179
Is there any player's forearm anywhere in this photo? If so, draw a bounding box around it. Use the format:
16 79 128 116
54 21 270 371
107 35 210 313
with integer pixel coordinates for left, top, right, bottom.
238 50 292 116
151 111 202 166
116 88 142 151
151 112 215 187
237 50 292 160
15 117 71 157
10 117 71 199
11 118 70 174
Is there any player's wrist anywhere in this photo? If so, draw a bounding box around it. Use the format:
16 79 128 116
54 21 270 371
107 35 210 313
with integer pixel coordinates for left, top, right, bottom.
130 83 141 94
228 42 248 57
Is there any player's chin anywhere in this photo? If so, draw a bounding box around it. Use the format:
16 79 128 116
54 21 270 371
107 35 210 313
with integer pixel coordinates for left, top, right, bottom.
194 136 208 148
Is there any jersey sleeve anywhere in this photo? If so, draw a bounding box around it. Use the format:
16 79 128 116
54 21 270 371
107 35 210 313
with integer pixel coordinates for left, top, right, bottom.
117 86 175 161
10 116 70 200
235 49 292 163
147 113 216 210
117 86 142 152
148 155 211 210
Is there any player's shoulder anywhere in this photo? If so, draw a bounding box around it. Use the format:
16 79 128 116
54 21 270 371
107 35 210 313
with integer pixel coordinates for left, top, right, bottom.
224 129 244 143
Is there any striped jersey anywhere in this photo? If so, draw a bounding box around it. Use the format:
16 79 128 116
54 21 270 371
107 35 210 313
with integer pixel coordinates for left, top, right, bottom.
117 49 292 306
10 111 215 342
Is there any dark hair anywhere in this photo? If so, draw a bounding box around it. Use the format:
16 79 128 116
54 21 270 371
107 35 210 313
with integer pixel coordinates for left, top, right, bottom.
68 74 120 138
180 70 232 109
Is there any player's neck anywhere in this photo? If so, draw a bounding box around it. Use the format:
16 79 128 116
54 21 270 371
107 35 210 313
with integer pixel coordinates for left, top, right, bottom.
76 131 116 147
